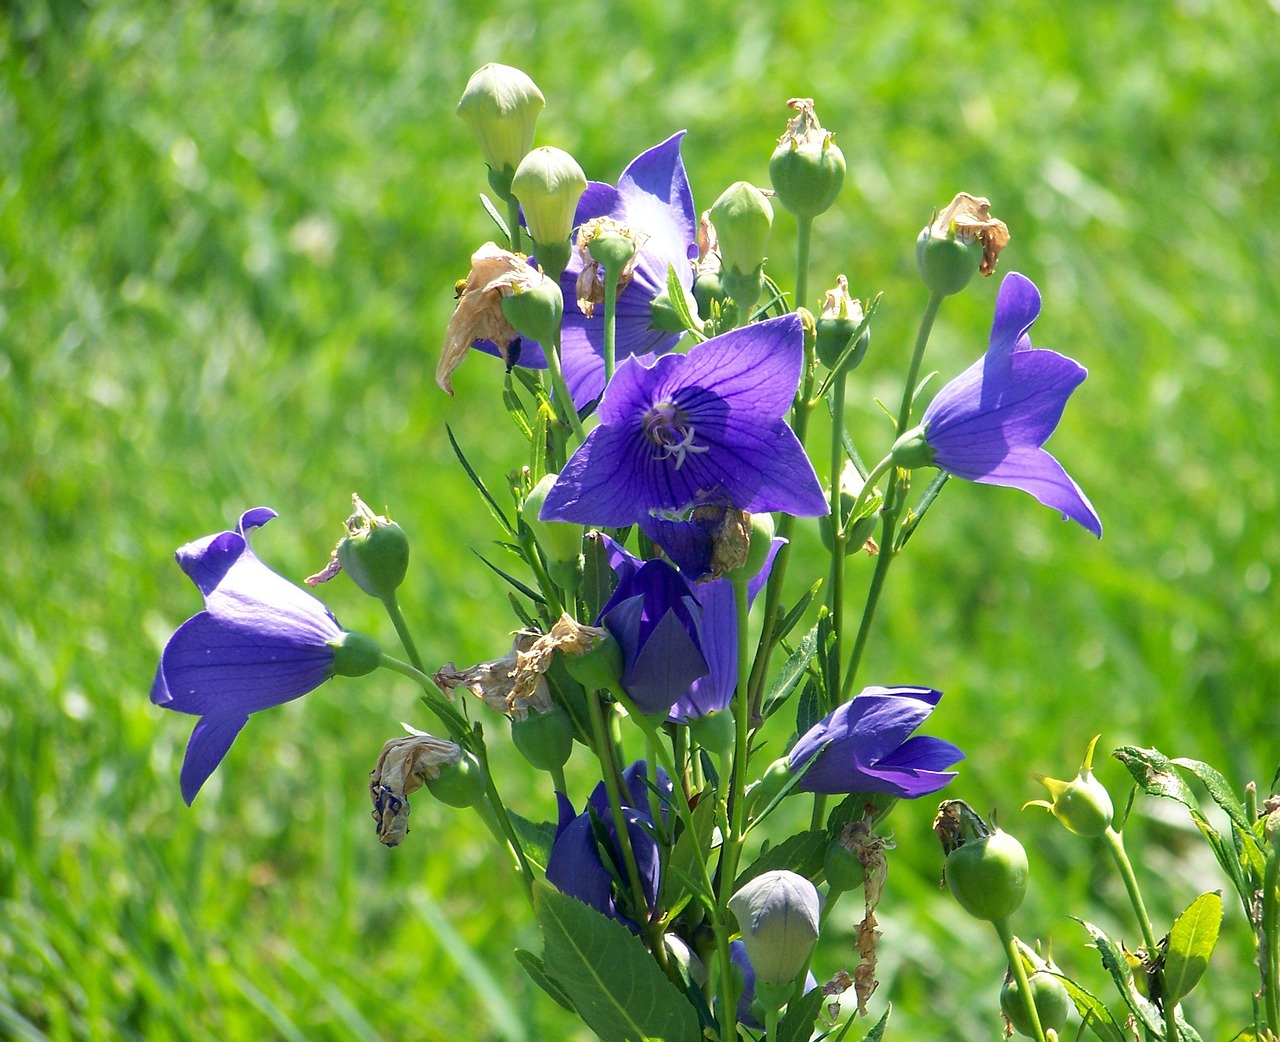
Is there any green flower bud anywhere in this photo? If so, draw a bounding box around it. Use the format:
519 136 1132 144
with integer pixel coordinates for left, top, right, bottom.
916 192 1010 297
945 826 1029 923
709 181 773 279
689 709 736 759
1025 734 1114 837
1001 945 1070 1040
890 424 935 470
729 870 821 988
823 836 866 894
815 275 868 370
512 146 587 279
511 704 574 772
329 630 381 677
693 268 727 321
523 473 584 568
748 756 794 815
768 98 845 220
456 63 545 199
500 270 564 346
335 495 409 601
426 750 488 808
819 461 882 557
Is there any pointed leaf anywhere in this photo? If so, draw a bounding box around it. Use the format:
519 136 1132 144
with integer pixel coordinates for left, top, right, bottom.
664 791 716 908
1071 917 1163 1035
1164 891 1222 1006
534 882 700 1042
1172 757 1249 830
777 985 825 1042
479 192 512 245
774 578 824 647
1047 972 1126 1042
734 830 827 891
797 676 821 736
764 620 820 719
446 424 515 535
514 948 576 1012
664 263 705 342
508 812 557 871
473 550 545 604
1113 746 1196 811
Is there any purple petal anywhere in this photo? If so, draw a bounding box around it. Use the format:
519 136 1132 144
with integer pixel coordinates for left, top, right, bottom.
539 418 651 526
671 579 736 720
238 507 279 535
987 272 1042 364
546 810 617 919
667 315 802 422
875 733 966 774
974 445 1103 537
180 712 249 804
624 607 709 716
176 530 247 597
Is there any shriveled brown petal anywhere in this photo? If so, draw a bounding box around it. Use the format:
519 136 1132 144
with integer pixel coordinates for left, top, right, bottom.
573 217 644 315
929 193 1011 277
369 732 462 846
819 274 864 324
696 210 721 271
437 241 539 394
434 632 537 715
776 97 830 151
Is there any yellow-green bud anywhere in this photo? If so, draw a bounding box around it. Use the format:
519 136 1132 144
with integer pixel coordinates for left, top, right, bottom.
709 181 773 278
768 98 845 220
499 270 563 346
1025 734 1114 837
512 146 586 277
456 63 545 199
523 473 584 568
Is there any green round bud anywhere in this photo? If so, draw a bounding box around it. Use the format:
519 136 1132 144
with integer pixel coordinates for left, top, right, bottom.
1001 969 1070 1039
500 274 563 346
337 520 409 601
511 705 575 772
587 233 637 274
768 99 845 220
562 631 624 693
748 757 794 815
823 838 866 894
945 828 1029 922
890 424 935 471
329 630 381 677
725 512 775 583
729 870 821 988
916 224 981 297
688 709 736 759
815 316 869 371
693 269 727 320
426 750 487 808
710 181 773 277
523 473 584 567
512 146 587 250
456 64 545 197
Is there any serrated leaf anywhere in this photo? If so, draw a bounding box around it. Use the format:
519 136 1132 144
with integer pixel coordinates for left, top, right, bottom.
1186 809 1250 910
514 948 576 1011
1172 757 1250 830
856 1003 891 1042
764 621 820 719
534 882 700 1042
1071 917 1163 1035
1164 891 1222 1006
1047 972 1126 1042
508 812 557 871
1113 746 1196 810
734 830 827 890
776 985 825 1042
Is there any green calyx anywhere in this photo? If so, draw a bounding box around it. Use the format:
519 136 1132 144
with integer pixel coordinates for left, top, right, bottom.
329 630 382 678
500 274 564 346
426 750 488 808
336 495 410 601
890 424 935 470
688 709 736 759
511 704 575 772
768 99 845 220
916 223 982 297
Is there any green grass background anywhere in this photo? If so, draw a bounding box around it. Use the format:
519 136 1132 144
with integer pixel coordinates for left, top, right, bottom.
2 0 1278 1038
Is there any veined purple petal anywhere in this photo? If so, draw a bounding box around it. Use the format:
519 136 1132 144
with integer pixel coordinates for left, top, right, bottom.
664 315 802 422
180 712 248 805
986 271 1042 365
974 446 1103 537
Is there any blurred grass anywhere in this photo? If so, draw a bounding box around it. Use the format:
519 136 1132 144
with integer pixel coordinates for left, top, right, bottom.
1 0 1278 1038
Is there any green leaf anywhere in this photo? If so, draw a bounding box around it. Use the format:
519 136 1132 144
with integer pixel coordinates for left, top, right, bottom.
797 676 821 736
1112 746 1196 811
1047 972 1126 1042
472 550 545 604
508 812 557 871
734 830 827 890
777 985 825 1042
533 882 700 1042
664 263 706 342
764 620 820 719
446 424 516 535
774 578 824 647
514 948 576 1012
1071 917 1163 1035
664 791 716 908
1172 757 1250 830
1164 891 1222 1006
480 192 512 245
581 532 617 623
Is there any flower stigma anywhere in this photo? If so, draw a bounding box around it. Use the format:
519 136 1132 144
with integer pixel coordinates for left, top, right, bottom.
643 401 710 470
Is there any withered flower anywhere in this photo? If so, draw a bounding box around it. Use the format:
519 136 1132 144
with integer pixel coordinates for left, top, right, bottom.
928 193 1011 277
573 216 647 318
369 730 463 846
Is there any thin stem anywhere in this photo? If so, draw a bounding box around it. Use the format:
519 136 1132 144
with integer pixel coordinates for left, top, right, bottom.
507 196 522 253
896 290 944 434
1103 827 1160 953
1262 842 1280 1036
381 594 425 674
473 743 536 900
542 331 587 443
378 653 470 737
724 577 753 885
826 369 848 706
516 526 564 619
765 1007 781 1041
996 920 1048 1042
794 216 813 313
603 272 619 386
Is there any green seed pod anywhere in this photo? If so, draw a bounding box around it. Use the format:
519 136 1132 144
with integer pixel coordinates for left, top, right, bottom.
768 98 845 220
1001 968 1070 1039
426 750 487 809
500 272 564 347
1025 735 1114 838
511 704 575 772
916 192 1010 297
946 828 1029 922
336 497 410 601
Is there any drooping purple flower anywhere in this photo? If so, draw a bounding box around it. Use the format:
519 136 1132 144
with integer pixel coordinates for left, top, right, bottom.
788 686 963 798
545 761 671 929
541 313 829 526
151 508 366 804
470 133 697 407
911 271 1102 537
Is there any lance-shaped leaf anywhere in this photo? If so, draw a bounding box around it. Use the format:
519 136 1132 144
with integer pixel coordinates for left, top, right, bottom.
1163 891 1222 1007
1071 917 1164 1036
1048 971 1127 1042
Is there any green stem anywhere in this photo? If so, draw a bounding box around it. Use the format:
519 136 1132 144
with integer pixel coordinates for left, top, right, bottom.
724 577 753 886
381 594 425 674
826 369 848 706
996 920 1048 1042
1103 827 1160 953
542 331 587 443
1262 841 1280 1036
808 793 827 833
378 653 470 737
507 196 522 253
794 216 813 313
896 290 944 434
765 1007 781 1041
516 527 564 619
603 271 619 386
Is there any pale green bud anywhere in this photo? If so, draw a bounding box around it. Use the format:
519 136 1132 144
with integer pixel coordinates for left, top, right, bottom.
456 64 545 198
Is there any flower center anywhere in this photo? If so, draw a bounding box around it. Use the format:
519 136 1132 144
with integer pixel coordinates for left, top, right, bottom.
643 401 709 471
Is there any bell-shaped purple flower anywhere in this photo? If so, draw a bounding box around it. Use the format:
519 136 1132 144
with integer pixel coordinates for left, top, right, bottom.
151 508 375 804
545 761 671 929
909 272 1102 537
788 686 964 798
541 313 828 527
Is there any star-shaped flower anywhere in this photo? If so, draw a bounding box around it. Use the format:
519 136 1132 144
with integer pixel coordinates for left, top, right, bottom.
901 272 1102 537
540 313 828 526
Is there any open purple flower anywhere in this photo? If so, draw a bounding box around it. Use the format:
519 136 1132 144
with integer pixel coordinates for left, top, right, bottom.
545 761 671 929
151 508 377 804
469 133 697 407
541 313 828 526
788 686 963 798
904 271 1102 537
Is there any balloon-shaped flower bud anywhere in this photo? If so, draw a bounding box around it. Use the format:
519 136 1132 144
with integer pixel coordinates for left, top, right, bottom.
916 192 1010 296
324 494 409 601
815 275 868 371
935 800 1028 923
1025 734 1113 837
768 98 845 220
709 182 773 314
512 146 587 278
511 703 575 772
369 729 463 846
456 63 545 200
729 870 821 996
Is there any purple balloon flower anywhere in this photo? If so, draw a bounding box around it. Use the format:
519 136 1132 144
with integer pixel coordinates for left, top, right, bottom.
151 508 355 804
914 271 1102 537
474 133 697 408
545 761 671 929
788 686 964 798
541 313 829 526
